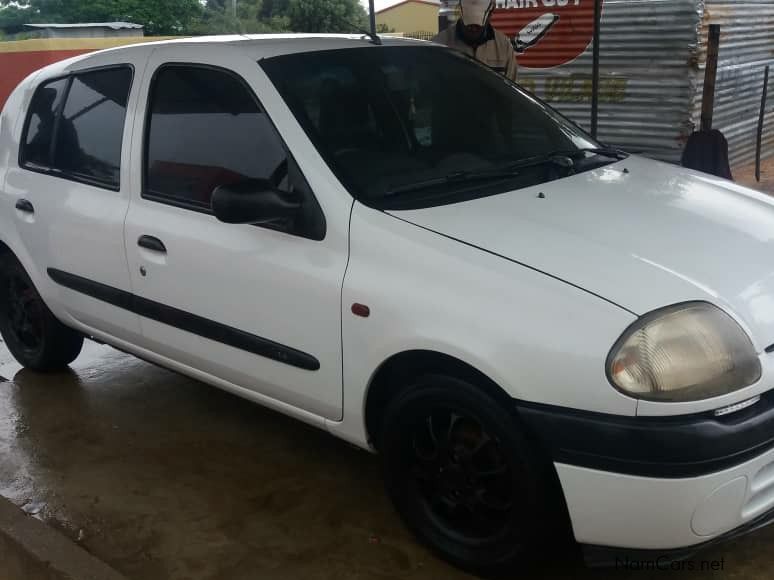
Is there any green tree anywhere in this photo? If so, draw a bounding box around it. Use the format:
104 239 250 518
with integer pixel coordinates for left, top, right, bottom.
206 0 229 10
0 4 32 32
262 0 290 19
193 0 289 34
284 0 367 33
0 0 203 35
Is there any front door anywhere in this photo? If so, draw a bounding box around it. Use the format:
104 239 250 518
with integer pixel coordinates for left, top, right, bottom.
123 47 350 420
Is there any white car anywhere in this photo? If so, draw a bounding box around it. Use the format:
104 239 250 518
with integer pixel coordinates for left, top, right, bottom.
1 34 774 574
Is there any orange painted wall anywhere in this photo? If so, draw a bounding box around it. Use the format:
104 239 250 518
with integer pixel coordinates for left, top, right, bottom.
0 50 90 110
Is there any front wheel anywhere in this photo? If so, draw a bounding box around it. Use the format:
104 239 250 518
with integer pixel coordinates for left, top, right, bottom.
381 374 555 576
0 256 83 372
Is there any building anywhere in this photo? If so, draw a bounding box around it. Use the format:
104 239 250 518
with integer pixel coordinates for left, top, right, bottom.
376 0 439 38
23 22 144 39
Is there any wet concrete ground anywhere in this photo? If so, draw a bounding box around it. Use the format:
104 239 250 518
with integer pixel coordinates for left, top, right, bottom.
2 339 774 579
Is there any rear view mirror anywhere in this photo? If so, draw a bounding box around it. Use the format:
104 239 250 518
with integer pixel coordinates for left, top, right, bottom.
211 179 301 225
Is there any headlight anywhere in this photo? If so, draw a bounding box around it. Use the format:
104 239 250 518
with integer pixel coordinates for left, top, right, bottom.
607 302 761 402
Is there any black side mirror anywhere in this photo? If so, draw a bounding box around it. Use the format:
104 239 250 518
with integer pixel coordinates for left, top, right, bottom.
211 179 301 225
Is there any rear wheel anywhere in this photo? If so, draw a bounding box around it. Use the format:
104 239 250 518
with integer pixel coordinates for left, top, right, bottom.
0 256 83 371
381 374 556 576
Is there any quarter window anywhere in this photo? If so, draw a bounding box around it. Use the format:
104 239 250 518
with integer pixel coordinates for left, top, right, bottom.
21 78 68 168
144 65 290 211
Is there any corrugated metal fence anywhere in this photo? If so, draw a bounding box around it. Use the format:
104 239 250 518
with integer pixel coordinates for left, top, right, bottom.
516 0 704 163
695 1 774 166
457 0 774 165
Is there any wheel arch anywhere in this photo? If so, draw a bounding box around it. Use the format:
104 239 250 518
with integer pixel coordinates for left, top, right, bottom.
0 239 43 285
364 349 514 450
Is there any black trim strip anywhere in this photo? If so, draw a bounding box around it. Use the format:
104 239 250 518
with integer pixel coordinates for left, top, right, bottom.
47 268 320 371
517 393 774 478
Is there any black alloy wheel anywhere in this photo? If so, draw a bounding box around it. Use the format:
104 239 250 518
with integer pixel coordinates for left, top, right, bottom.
0 256 83 371
4 268 45 356
381 374 560 576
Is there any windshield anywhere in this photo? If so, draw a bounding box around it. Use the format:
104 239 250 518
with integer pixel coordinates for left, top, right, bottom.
261 46 605 209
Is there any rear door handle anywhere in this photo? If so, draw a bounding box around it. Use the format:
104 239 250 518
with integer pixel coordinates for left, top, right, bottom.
137 235 167 253
15 199 34 214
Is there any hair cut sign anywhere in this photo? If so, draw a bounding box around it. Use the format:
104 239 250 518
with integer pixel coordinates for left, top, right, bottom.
492 0 602 69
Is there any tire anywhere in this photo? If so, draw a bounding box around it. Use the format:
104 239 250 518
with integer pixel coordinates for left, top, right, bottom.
380 374 556 576
0 255 83 371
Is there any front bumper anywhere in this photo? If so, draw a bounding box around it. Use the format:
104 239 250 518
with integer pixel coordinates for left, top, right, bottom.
582 504 774 567
516 392 774 553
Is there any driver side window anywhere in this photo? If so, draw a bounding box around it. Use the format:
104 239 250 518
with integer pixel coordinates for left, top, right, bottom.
144 64 290 211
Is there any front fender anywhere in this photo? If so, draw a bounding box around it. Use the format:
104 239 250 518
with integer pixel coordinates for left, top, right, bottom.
330 202 638 449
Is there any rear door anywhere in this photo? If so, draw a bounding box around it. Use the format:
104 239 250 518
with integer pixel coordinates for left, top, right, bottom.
123 45 351 420
6 49 152 342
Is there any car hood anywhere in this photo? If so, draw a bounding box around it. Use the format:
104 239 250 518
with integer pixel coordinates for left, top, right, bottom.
389 156 774 351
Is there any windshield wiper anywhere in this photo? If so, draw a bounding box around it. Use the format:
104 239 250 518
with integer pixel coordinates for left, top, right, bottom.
565 146 629 160
384 168 525 197
507 147 627 168
382 148 627 198
496 147 628 174
502 152 576 172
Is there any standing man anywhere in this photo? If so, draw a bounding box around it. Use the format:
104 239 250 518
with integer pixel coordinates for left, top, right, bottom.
433 0 518 82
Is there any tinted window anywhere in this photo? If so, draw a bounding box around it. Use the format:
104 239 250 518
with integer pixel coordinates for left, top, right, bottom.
22 78 68 168
145 66 289 210
21 67 132 189
262 47 603 209
54 68 132 188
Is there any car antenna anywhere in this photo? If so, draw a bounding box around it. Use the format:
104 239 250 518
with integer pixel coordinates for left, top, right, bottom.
362 25 383 46
336 0 381 46
338 19 382 45
366 0 382 45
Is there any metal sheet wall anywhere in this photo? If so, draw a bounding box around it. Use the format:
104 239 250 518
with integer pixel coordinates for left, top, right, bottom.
500 0 703 163
442 0 773 165
694 1 774 166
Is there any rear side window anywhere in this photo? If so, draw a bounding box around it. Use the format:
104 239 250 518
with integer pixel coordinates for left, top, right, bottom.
20 66 133 190
22 78 68 168
144 65 289 210
54 68 132 187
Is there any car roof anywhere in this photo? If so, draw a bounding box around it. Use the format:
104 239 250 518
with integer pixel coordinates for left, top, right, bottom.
22 34 437 85
60 33 433 69
165 33 429 53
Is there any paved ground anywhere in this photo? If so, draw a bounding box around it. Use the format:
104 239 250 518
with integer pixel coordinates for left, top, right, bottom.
3 341 774 579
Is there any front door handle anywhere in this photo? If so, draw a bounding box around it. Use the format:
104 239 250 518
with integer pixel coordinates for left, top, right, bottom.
15 199 34 214
137 235 167 253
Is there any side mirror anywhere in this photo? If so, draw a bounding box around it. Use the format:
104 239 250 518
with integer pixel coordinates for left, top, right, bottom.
211 179 301 225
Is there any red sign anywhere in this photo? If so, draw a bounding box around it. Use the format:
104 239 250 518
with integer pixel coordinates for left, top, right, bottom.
491 0 601 69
